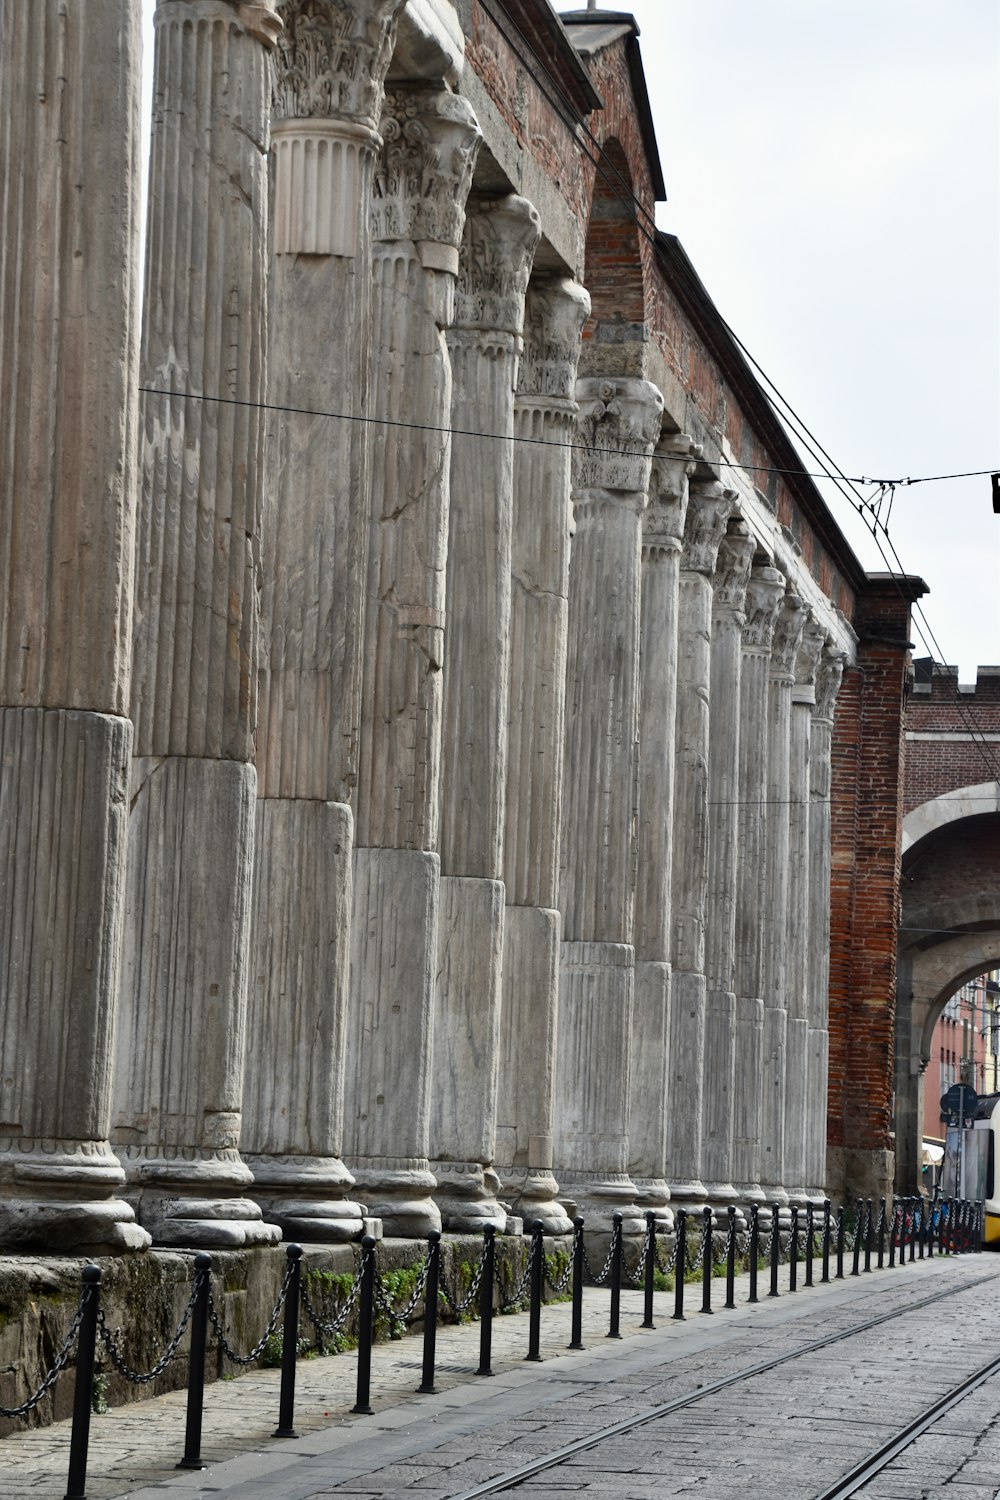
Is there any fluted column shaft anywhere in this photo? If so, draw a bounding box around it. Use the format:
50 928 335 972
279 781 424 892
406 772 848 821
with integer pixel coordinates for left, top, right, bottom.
732 563 785 1207
664 481 734 1212
759 593 808 1207
629 436 696 1221
432 195 541 1229
702 520 755 1218
0 0 149 1252
344 81 480 1238
555 379 664 1230
805 647 845 1196
115 0 282 1248
498 279 589 1234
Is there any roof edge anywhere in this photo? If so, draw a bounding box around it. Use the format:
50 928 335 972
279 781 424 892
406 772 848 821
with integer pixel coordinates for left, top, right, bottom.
560 10 666 202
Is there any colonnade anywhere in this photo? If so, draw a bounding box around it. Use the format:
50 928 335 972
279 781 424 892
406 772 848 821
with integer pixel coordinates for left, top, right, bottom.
0 0 848 1253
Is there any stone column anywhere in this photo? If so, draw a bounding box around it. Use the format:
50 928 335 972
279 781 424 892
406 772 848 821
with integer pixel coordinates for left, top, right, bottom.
344 82 481 1238
497 278 590 1234
115 0 282 1247
433 195 541 1230
732 560 785 1214
805 645 845 1199
555 378 664 1232
758 592 808 1210
630 435 698 1224
242 0 407 1241
0 0 149 1253
703 519 755 1220
664 480 734 1213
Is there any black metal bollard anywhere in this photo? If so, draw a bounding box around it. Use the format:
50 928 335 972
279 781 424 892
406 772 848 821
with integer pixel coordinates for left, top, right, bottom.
917 1202 925 1259
911 1201 919 1261
477 1225 496 1376
863 1198 873 1274
836 1204 845 1279
788 1207 799 1293
608 1213 624 1339
877 1196 886 1270
724 1206 737 1310
976 1201 984 1252
65 1265 101 1500
748 1204 760 1304
805 1205 814 1288
418 1230 441 1393
642 1211 656 1330
178 1253 212 1470
888 1202 898 1269
821 1200 831 1284
942 1198 952 1255
274 1244 303 1439
927 1203 936 1259
569 1216 585 1350
352 1235 378 1414
769 1201 781 1298
527 1221 544 1361
701 1206 714 1314
673 1209 687 1321
851 1198 863 1277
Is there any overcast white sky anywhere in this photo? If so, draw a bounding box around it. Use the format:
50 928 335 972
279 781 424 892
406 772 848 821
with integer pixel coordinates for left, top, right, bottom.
140 1 999 678
554 0 1000 679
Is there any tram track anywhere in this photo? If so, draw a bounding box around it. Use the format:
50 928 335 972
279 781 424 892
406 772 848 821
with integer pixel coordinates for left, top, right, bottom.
447 1267 1000 1500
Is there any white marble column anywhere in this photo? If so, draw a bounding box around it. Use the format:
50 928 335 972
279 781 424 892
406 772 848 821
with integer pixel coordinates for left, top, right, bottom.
703 519 755 1221
116 0 282 1248
759 592 808 1210
732 560 785 1215
805 645 846 1200
433 195 541 1230
0 0 149 1253
664 480 734 1213
242 0 407 1241
555 378 664 1232
343 82 480 1239
630 435 699 1225
498 278 590 1234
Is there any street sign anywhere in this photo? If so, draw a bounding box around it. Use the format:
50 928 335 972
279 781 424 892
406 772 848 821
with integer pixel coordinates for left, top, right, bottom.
941 1083 978 1122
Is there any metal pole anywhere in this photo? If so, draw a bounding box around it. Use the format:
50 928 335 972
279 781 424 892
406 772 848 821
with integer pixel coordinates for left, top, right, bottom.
748 1205 760 1304
274 1244 302 1439
851 1198 863 1277
788 1206 799 1293
821 1199 831 1284
477 1225 496 1376
569 1217 585 1350
608 1213 623 1339
418 1230 441 1393
701 1206 713 1314
863 1198 873 1273
888 1201 898 1268
64 1265 101 1500
178 1253 212 1470
672 1210 687 1321
910 1200 919 1261
804 1205 814 1288
769 1202 781 1297
642 1211 656 1329
724 1206 737 1309
352 1235 378 1414
877 1196 886 1269
836 1204 845 1279
527 1221 544 1361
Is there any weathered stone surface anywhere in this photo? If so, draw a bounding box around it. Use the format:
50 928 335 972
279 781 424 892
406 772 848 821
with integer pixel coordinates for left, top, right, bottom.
629 960 671 1220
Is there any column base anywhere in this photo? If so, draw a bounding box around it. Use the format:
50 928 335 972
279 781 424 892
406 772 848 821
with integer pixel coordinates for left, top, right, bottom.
122 1149 280 1248
432 1160 507 1232
0 1140 151 1254
498 1167 573 1234
702 1181 746 1230
557 1170 644 1234
242 1154 367 1242
632 1177 673 1231
349 1160 441 1238
667 1178 708 1216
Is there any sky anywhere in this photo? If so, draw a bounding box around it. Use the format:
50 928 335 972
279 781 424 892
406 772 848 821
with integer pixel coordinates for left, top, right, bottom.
139 1 1000 679
553 0 1000 679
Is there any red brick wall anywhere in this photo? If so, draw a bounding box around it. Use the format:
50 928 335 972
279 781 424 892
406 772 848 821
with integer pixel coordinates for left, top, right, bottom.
903 667 1000 813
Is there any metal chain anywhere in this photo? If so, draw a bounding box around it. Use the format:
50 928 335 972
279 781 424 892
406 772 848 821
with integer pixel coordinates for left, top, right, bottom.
373 1249 432 1326
300 1256 367 1340
439 1242 488 1314
497 1249 534 1311
620 1232 649 1289
0 1286 92 1419
581 1223 619 1286
97 1276 201 1385
544 1244 576 1294
207 1258 294 1367
653 1232 678 1277
687 1218 712 1272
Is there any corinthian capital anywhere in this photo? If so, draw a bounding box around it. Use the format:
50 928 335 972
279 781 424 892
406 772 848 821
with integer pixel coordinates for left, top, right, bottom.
273 0 405 127
517 279 591 403
453 195 542 336
794 615 827 700
713 519 755 616
643 432 699 551
372 85 481 271
814 645 847 723
742 561 785 653
681 479 735 575
572 378 664 502
770 593 809 682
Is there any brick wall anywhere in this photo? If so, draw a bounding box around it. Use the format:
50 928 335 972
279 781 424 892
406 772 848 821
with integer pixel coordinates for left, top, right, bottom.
903 665 1000 813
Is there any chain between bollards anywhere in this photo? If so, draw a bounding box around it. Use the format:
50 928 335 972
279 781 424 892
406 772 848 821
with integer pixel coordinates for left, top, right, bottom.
274 1244 302 1439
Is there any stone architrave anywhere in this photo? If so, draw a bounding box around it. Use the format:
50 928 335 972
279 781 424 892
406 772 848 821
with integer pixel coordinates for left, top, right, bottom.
498 278 590 1235
732 560 785 1215
0 0 149 1254
344 82 481 1239
664 480 735 1214
555 378 664 1232
433 194 541 1230
784 615 826 1205
115 0 282 1248
758 591 808 1211
703 519 755 1222
242 0 408 1243
805 646 846 1199
629 434 699 1225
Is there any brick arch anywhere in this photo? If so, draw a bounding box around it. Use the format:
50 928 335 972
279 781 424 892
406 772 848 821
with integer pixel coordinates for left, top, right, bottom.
581 137 649 346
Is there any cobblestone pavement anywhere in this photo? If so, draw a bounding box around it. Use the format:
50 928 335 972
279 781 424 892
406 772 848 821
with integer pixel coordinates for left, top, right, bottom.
3 1253 1000 1499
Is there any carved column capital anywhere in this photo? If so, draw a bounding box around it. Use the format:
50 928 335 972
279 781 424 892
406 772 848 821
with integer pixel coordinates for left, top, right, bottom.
453 194 542 336
814 645 847 725
713 519 755 618
572 378 664 505
681 479 735 575
770 593 809 682
372 85 481 273
233 1 283 45
742 561 785 654
643 432 699 553
273 0 405 126
517 278 591 405
793 616 827 703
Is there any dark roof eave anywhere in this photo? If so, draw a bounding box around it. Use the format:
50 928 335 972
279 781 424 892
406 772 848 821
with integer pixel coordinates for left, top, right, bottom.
489 1 604 117
559 10 666 202
655 230 869 596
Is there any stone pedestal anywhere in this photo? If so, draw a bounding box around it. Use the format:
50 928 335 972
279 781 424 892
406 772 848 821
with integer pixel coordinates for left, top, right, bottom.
555 378 663 1231
0 1 148 1251
665 480 734 1213
433 195 541 1229
732 562 785 1215
498 279 589 1236
119 0 282 1247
